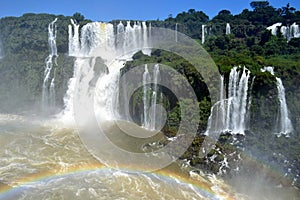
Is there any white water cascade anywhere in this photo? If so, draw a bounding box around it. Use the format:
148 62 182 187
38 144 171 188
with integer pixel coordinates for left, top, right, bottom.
142 64 151 129
61 20 151 125
42 18 58 112
261 66 293 136
142 64 161 130
246 76 255 129
282 23 300 41
290 22 300 38
267 22 282 35
226 67 251 134
276 78 294 136
226 23 231 35
68 19 80 56
149 64 160 130
141 21 151 55
205 66 251 135
267 22 300 41
49 68 56 108
201 25 206 44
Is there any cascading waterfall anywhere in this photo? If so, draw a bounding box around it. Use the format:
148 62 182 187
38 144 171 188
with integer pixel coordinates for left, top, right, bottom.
205 66 251 135
267 22 300 41
261 66 293 136
206 75 226 133
276 78 294 136
280 25 288 38
149 64 160 130
207 75 226 133
133 22 140 50
142 64 151 128
260 66 275 75
246 76 255 129
290 22 300 38
226 23 231 35
267 23 282 35
42 18 58 112
116 21 125 51
224 67 251 134
283 22 300 41
206 66 294 136
141 21 151 56
201 25 206 44
49 68 56 108
219 75 226 130
68 19 80 56
62 20 151 125
64 21 118 121
142 64 160 130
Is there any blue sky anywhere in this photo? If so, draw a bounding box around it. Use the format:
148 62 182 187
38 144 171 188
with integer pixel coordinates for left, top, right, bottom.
1 0 300 21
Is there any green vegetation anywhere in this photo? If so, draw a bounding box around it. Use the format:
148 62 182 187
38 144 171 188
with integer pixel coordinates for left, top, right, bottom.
125 1 300 187
0 13 90 112
151 2 300 71
0 1 299 187
0 2 299 114
142 1 300 134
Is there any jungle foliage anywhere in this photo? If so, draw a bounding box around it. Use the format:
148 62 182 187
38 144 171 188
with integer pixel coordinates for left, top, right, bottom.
0 1 299 187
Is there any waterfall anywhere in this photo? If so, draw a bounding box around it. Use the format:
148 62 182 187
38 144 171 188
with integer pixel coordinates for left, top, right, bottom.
142 64 151 128
60 58 81 124
116 21 129 120
226 23 231 35
281 26 287 38
49 68 56 108
261 66 275 75
42 18 58 112
246 76 255 129
267 23 282 35
142 64 160 130
68 19 80 56
132 22 138 51
117 20 129 119
281 23 300 41
156 92 164 130
290 22 300 38
205 66 251 135
149 64 160 130
283 25 292 41
226 67 251 134
141 21 151 56
213 75 226 132
61 20 151 124
149 23 152 44
261 66 293 136
275 78 293 136
219 75 226 127
201 25 206 44
267 22 300 41
205 75 226 135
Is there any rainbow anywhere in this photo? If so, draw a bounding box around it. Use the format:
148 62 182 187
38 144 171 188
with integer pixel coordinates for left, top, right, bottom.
230 146 295 187
0 162 237 200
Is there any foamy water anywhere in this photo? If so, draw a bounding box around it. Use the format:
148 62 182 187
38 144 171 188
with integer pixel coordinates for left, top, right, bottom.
0 114 241 200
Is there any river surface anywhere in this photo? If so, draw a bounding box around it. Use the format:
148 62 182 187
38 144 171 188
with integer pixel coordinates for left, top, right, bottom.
0 114 244 200
1 114 300 199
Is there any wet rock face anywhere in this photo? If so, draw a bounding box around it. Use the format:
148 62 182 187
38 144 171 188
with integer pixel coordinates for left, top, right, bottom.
173 133 243 175
166 125 300 189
